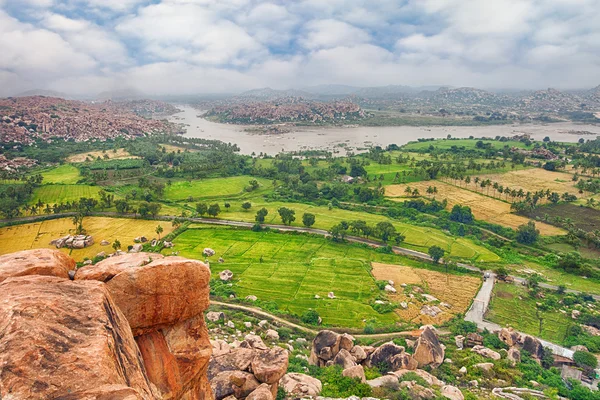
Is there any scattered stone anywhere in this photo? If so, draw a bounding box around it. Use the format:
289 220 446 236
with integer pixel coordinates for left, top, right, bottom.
465 332 483 347
420 305 442 317
244 322 252 328
455 335 465 350
220 270 233 281
350 345 368 363
129 243 143 253
571 345 589 352
203 248 216 257
211 339 232 357
50 234 94 249
384 284 396 293
572 309 581 319
218 257 225 263
422 294 438 302
280 373 322 397
314 294 320 299
241 334 268 351
226 321 235 328
367 375 399 390
471 345 501 361
441 385 464 400
342 365 366 382
327 292 335 299
459 367 467 375
83 259 93 265
96 251 106 258
468 380 478 388
507 348 521 366
400 301 408 309
246 295 258 302
207 311 226 322
474 362 494 372
246 383 274 400
163 241 174 248
100 240 110 246
393 369 444 387
265 329 279 341
258 320 268 328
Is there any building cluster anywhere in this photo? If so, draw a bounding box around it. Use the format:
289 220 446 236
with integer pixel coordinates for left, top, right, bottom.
0 96 180 144
0 154 37 171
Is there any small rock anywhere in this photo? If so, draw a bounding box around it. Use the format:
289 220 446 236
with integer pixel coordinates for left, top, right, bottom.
83 259 92 265
474 362 494 372
220 270 233 281
400 301 408 309
384 284 396 293
265 329 279 341
226 321 235 328
441 385 464 400
246 295 258 302
572 309 581 319
459 366 467 375
203 248 216 257
314 294 320 299
100 240 110 246
244 322 252 328
327 292 335 299
129 243 143 253
207 311 225 322
468 380 478 388
342 365 366 382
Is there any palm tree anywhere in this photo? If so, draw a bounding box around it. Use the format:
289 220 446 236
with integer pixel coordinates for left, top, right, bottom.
155 225 164 240
404 186 412 196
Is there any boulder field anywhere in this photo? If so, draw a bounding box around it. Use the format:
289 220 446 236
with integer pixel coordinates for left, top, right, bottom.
0 249 213 400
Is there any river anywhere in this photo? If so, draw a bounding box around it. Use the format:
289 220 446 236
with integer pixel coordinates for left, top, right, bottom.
169 105 600 155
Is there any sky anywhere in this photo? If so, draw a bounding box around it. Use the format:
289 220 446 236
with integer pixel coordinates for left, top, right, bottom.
1 0 599 97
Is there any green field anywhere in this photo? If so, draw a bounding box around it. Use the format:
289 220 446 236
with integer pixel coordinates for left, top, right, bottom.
40 165 81 184
168 225 441 327
486 283 573 344
193 200 499 262
164 176 271 201
30 184 103 205
402 138 531 151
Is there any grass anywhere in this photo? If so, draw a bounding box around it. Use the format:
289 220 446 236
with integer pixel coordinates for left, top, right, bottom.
402 138 531 151
66 148 138 163
385 180 564 236
487 283 573 344
30 184 104 205
166 224 455 327
192 200 499 262
39 165 82 185
0 217 173 261
163 176 272 201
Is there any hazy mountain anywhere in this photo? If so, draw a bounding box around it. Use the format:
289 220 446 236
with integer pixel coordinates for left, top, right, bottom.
238 87 316 100
301 84 360 96
14 89 70 99
96 88 147 101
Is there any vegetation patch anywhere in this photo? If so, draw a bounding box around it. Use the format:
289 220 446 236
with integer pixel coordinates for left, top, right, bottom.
164 176 271 201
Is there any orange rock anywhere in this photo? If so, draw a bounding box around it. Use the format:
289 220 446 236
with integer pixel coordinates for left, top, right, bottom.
0 248 74 283
251 347 289 384
75 252 164 282
0 276 156 399
105 256 211 335
136 330 183 397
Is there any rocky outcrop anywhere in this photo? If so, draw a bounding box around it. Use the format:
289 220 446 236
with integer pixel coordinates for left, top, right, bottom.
75 252 164 282
280 373 322 398
471 345 501 361
0 248 74 283
0 275 156 399
441 385 464 400
208 336 289 400
50 234 94 249
0 249 213 400
413 326 445 368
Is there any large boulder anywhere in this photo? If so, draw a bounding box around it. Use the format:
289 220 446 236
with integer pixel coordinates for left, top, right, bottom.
366 341 405 368
279 373 322 397
393 369 444 387
209 348 257 380
0 249 74 283
251 347 289 384
342 365 366 382
499 327 520 347
471 345 501 361
521 335 545 360
75 252 164 282
0 276 155 399
391 353 418 371
366 375 400 390
333 348 357 369
246 383 274 400
507 348 521 366
309 330 340 366
103 256 211 335
413 326 445 368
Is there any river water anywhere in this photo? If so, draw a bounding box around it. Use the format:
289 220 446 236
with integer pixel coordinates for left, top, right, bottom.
170 105 600 155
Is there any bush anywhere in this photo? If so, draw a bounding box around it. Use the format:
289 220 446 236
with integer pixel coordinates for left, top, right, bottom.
312 366 373 398
277 327 292 341
209 278 235 298
574 350 598 369
450 319 478 336
363 324 375 334
301 309 320 325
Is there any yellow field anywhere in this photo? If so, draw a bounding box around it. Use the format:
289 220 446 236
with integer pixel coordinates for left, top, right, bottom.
0 217 174 261
371 263 480 325
67 148 138 163
160 144 197 153
385 181 564 236
479 168 580 196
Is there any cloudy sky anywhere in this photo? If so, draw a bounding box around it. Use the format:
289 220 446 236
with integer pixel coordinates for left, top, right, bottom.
1 0 599 96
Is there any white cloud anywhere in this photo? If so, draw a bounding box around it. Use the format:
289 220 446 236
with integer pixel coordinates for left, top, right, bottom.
300 19 371 50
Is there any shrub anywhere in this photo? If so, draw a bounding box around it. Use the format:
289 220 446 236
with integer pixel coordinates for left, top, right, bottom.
363 324 375 334
301 309 320 325
277 327 292 341
574 350 598 369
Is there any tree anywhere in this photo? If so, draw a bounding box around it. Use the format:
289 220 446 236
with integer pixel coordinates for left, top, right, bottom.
112 239 121 252
115 199 130 214
242 202 252 211
449 205 474 224
255 208 268 223
516 221 540 244
207 203 221 217
301 309 320 325
72 213 86 235
574 350 598 369
329 223 348 241
428 245 445 263
375 221 396 242
278 207 296 225
155 224 163 239
224 202 231 211
302 213 316 228
196 203 208 216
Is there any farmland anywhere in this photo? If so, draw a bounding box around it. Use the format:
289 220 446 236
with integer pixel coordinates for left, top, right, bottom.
30 184 104 205
401 138 531 152
66 148 138 163
195 199 500 262
486 282 573 344
167 224 454 327
371 262 481 325
525 203 600 233
479 168 581 196
40 164 82 184
0 217 173 261
164 176 271 201
385 181 564 235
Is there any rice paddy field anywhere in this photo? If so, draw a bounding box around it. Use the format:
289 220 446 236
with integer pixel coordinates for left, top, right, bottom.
385 181 564 236
30 184 104 205
0 217 173 261
167 224 453 327
195 200 500 262
66 148 138 163
371 262 481 325
164 176 272 201
39 164 82 184
486 282 573 344
401 138 530 151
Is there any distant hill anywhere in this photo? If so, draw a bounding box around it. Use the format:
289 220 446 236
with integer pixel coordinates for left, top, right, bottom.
238 87 316 100
96 88 147 101
15 89 70 99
